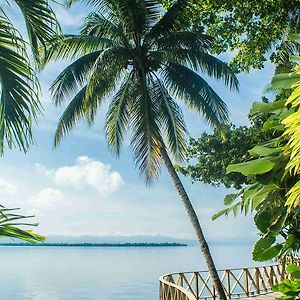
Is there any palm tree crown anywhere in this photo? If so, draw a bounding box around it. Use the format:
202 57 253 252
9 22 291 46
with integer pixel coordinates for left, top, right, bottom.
43 0 239 183
0 0 59 154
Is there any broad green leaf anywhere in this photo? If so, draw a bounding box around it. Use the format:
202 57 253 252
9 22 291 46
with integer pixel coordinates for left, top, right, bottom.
252 236 282 262
249 100 285 116
269 209 288 234
287 264 300 279
263 118 284 131
224 193 238 206
226 157 276 175
255 210 275 234
249 146 282 157
272 73 300 89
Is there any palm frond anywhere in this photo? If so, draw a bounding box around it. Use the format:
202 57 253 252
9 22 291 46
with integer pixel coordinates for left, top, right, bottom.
151 78 187 161
146 0 192 40
0 14 40 154
154 31 212 51
164 49 239 91
0 205 45 244
162 62 229 126
51 51 101 105
130 76 162 184
14 0 60 64
54 86 87 147
84 46 131 123
80 11 125 41
40 34 113 66
105 72 134 155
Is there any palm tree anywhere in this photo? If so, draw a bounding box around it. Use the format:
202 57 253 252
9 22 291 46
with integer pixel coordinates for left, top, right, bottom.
0 0 59 154
0 0 59 242
42 0 239 297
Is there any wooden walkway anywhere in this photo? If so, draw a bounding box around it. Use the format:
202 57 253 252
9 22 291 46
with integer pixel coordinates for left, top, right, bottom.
159 257 300 300
243 292 281 300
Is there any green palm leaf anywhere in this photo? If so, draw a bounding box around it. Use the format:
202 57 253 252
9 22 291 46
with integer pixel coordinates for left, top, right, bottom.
146 0 192 40
155 31 213 51
151 79 187 161
129 77 162 183
54 86 87 147
0 14 40 154
41 35 113 66
13 0 60 64
165 49 239 91
106 73 134 155
51 51 101 105
162 62 229 126
0 205 45 244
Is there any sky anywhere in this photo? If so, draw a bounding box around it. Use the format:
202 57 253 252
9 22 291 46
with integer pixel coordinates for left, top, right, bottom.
0 2 275 243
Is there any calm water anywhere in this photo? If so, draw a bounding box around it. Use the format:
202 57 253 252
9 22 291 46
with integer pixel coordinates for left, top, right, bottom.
0 245 261 300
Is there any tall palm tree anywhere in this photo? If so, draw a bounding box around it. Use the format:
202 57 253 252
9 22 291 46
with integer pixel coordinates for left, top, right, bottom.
0 0 59 154
0 0 59 242
42 0 239 297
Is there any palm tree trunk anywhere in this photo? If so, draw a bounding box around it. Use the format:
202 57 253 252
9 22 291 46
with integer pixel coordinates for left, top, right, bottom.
160 146 227 300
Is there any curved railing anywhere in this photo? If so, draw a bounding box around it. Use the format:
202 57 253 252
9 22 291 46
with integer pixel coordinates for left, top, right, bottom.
159 257 300 300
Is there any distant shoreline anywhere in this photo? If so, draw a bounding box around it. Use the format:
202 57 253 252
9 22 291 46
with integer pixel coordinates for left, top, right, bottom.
0 242 187 247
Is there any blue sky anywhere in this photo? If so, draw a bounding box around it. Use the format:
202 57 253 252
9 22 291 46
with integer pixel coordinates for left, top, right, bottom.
0 2 275 242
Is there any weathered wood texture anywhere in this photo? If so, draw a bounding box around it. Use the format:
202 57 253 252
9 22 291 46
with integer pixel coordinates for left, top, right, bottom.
159 256 300 300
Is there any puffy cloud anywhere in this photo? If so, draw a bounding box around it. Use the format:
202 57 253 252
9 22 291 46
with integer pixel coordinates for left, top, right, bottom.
29 188 63 207
54 156 124 195
0 178 18 195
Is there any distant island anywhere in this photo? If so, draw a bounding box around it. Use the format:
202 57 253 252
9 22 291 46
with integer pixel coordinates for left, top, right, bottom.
0 242 187 247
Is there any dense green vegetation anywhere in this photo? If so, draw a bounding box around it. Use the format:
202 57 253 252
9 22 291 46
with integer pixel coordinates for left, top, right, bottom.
211 38 300 264
178 107 271 189
273 264 300 300
162 0 300 72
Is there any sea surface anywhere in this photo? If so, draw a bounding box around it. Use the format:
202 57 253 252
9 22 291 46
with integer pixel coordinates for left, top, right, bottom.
0 244 267 300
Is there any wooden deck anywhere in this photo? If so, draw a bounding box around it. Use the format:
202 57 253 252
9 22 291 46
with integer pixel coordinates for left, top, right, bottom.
243 292 281 300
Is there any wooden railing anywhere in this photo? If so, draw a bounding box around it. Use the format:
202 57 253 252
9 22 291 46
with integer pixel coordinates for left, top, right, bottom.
159 257 300 300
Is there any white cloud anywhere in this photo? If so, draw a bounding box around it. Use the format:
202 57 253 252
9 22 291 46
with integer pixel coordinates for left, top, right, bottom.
35 163 54 177
29 188 63 207
0 178 18 195
53 156 124 195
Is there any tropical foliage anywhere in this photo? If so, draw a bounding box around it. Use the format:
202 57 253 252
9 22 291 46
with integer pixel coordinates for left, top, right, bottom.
0 0 59 154
178 106 271 189
273 264 300 300
213 35 300 262
0 205 45 243
162 0 300 72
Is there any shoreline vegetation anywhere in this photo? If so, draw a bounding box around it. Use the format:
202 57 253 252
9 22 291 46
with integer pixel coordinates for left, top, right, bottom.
0 242 187 247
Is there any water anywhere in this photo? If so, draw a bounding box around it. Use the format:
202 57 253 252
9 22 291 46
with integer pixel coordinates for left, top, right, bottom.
0 245 261 300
